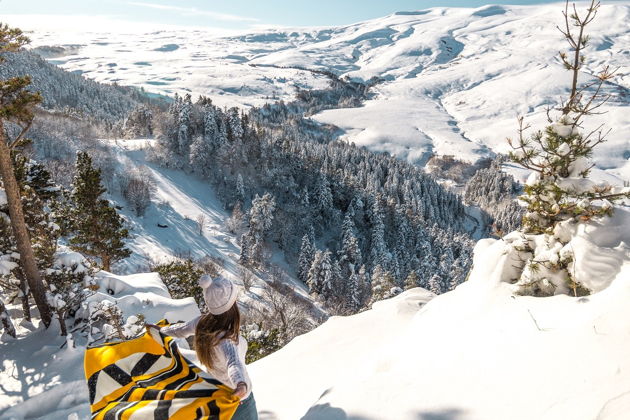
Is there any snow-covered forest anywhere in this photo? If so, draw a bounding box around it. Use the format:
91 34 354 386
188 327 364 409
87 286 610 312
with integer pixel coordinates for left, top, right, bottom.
1 1 630 419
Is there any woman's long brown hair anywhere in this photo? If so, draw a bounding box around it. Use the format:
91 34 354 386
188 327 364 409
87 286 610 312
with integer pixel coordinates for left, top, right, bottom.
194 304 240 369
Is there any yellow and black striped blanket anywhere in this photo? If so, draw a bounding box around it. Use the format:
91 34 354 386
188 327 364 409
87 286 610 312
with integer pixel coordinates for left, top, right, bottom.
84 320 240 420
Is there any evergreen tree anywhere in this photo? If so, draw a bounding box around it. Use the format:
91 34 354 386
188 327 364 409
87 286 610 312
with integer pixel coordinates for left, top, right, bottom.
338 210 362 280
297 234 315 284
315 173 333 224
68 152 131 271
505 0 629 296
428 274 442 295
306 250 325 294
177 93 193 156
404 271 419 290
240 192 275 267
235 174 246 205
0 24 51 327
508 0 628 235
369 264 398 305
369 197 388 271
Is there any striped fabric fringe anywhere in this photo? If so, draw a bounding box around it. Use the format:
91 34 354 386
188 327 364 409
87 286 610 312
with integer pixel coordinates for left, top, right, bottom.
84 320 239 420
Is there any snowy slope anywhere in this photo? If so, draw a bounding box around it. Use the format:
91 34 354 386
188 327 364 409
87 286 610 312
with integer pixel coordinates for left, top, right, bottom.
107 139 311 301
108 139 240 272
249 207 630 420
7 2 630 179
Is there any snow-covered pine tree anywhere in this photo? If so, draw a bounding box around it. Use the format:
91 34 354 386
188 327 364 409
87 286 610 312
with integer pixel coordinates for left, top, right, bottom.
123 105 153 138
46 252 96 336
306 250 325 295
177 93 193 156
404 271 420 290
235 174 246 205
68 152 131 271
298 233 315 284
369 196 389 271
328 258 343 300
338 210 362 281
314 173 334 225
369 264 399 305
428 274 443 295
240 193 275 267
505 0 630 296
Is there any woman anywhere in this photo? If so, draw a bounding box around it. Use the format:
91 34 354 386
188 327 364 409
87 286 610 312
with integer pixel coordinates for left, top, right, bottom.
160 275 257 420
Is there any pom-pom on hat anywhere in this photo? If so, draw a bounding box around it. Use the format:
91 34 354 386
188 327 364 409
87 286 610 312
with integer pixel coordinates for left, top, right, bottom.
200 275 238 315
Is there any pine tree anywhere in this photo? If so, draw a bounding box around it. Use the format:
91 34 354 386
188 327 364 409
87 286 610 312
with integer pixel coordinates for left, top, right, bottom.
306 250 325 294
428 274 442 295
69 152 131 271
315 173 333 224
177 93 193 156
404 271 419 290
240 193 275 267
505 0 629 296
0 24 51 327
508 0 629 235
235 174 245 204
298 234 315 284
369 197 388 271
369 264 398 305
338 210 362 280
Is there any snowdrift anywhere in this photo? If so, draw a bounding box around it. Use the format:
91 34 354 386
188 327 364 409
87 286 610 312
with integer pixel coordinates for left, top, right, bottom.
250 207 630 420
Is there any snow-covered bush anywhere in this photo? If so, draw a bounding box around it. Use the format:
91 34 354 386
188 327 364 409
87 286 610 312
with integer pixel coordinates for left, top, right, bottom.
88 300 145 343
119 165 155 217
242 323 282 364
46 250 97 336
152 259 206 311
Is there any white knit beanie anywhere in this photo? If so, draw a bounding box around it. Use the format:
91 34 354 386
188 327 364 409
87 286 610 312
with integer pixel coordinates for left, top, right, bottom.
200 275 238 315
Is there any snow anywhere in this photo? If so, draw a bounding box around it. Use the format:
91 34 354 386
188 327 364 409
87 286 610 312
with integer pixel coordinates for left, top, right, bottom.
2 209 629 420
250 208 630 420
2 4 630 419
6 2 630 180
0 189 7 206
0 254 18 276
0 270 199 419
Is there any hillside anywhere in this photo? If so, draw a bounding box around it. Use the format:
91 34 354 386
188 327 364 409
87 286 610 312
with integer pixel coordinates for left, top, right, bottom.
10 2 630 178
250 207 630 420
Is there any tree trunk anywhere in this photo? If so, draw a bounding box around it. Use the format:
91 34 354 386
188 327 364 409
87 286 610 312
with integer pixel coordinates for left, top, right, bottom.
101 254 111 272
20 282 31 321
0 127 52 327
0 297 17 338
57 309 67 336
16 274 32 321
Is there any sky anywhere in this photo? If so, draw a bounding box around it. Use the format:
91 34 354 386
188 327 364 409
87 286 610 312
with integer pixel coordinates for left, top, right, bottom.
1 0 583 30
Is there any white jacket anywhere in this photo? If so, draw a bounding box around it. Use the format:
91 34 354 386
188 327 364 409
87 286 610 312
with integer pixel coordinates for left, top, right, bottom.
161 317 252 398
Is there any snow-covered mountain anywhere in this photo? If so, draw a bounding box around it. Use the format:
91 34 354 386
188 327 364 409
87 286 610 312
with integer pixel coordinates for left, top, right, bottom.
10 2 630 179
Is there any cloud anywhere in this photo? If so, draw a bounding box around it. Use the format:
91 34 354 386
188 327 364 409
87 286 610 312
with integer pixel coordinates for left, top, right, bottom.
128 2 259 23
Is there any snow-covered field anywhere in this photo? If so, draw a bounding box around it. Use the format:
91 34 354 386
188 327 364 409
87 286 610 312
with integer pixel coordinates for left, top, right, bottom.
6 2 630 179
250 207 630 420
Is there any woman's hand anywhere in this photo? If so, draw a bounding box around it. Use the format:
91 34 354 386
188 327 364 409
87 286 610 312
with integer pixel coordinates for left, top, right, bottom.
233 382 248 399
